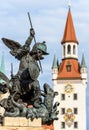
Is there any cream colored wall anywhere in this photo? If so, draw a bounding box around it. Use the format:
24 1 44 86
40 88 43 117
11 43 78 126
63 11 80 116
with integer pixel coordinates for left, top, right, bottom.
53 79 87 130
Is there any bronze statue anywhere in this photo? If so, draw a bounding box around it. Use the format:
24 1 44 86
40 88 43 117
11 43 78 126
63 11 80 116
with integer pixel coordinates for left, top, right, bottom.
0 14 59 125
2 28 46 106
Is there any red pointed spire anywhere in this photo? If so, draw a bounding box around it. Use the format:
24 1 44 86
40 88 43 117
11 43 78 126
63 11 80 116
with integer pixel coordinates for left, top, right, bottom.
61 8 78 44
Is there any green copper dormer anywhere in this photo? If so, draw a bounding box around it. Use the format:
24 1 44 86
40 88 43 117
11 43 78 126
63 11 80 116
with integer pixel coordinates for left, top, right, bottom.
0 52 6 83
0 52 5 73
52 54 58 69
81 53 86 68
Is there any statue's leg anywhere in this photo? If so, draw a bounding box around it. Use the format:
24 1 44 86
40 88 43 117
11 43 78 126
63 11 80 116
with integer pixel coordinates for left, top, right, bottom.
31 80 42 108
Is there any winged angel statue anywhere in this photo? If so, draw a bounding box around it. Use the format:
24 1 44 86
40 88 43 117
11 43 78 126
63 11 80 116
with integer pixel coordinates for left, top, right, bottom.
0 23 59 125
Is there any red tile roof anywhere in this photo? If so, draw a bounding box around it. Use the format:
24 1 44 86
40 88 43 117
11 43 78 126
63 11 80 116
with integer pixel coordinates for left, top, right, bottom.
61 8 78 44
57 59 81 79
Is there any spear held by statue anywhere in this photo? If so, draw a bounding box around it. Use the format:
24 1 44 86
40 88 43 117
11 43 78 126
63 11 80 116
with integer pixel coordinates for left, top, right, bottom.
27 12 43 73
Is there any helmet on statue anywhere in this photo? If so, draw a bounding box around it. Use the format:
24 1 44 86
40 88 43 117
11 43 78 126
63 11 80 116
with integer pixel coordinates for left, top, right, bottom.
30 41 49 55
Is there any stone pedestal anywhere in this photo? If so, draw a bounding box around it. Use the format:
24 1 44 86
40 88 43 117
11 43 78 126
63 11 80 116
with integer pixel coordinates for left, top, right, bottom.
0 126 44 130
0 117 45 130
3 117 41 127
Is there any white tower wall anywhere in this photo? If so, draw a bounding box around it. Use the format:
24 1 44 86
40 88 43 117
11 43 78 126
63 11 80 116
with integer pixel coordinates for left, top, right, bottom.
53 79 87 130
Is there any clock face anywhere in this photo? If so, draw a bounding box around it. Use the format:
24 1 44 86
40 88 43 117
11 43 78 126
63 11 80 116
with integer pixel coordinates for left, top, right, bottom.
65 84 73 93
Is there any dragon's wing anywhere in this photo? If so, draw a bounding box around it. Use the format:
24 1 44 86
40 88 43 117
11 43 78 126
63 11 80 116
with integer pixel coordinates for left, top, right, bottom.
2 38 21 51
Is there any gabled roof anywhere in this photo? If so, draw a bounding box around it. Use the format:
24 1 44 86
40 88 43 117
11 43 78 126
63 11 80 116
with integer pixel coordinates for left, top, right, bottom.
61 8 78 44
57 59 81 79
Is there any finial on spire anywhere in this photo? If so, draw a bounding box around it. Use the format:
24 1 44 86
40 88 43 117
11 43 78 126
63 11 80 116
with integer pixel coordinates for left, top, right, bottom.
68 0 71 9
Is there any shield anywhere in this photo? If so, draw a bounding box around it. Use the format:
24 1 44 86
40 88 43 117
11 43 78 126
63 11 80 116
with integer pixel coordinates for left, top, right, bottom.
28 60 40 80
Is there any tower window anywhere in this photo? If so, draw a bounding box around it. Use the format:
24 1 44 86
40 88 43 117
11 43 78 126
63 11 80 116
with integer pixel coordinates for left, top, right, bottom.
61 108 65 114
74 122 78 128
67 45 71 54
74 108 78 114
73 45 76 54
61 122 65 128
73 93 78 100
63 45 65 56
61 94 65 100
66 61 71 72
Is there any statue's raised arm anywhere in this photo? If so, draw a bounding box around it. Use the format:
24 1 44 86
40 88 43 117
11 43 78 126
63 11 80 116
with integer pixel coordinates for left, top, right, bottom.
2 28 35 60
23 28 35 51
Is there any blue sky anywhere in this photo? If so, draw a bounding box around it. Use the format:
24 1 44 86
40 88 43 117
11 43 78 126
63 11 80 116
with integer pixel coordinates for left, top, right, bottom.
0 0 89 129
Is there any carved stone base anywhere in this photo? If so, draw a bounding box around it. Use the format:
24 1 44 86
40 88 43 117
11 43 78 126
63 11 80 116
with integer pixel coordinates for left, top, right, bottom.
0 117 45 130
0 117 53 130
0 126 44 130
3 117 41 127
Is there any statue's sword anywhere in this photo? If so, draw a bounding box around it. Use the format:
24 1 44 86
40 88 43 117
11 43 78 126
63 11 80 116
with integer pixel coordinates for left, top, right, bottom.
27 12 43 73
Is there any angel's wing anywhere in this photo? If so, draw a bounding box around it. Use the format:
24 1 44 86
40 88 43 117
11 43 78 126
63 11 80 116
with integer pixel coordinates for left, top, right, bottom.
2 38 21 51
2 38 27 60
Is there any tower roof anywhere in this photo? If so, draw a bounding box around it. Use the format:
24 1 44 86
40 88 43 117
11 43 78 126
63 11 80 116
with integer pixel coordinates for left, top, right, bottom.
81 53 86 68
57 59 81 79
0 52 6 83
52 54 58 69
61 8 78 44
0 52 5 74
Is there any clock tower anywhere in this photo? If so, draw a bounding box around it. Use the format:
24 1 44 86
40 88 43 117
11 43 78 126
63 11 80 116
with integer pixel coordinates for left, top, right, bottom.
52 6 87 130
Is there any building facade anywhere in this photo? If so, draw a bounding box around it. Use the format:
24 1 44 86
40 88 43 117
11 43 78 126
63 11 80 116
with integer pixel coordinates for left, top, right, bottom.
52 7 87 130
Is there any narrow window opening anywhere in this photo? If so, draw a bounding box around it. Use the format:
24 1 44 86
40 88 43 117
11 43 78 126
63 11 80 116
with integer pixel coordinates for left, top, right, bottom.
67 45 71 54
61 122 65 128
61 108 65 114
74 108 78 114
73 93 78 100
66 61 71 72
73 45 76 54
61 94 65 100
74 122 78 128
63 45 65 56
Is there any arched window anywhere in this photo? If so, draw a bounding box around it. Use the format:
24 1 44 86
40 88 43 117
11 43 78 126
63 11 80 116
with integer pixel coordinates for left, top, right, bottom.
67 45 71 54
73 45 76 54
63 45 65 56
